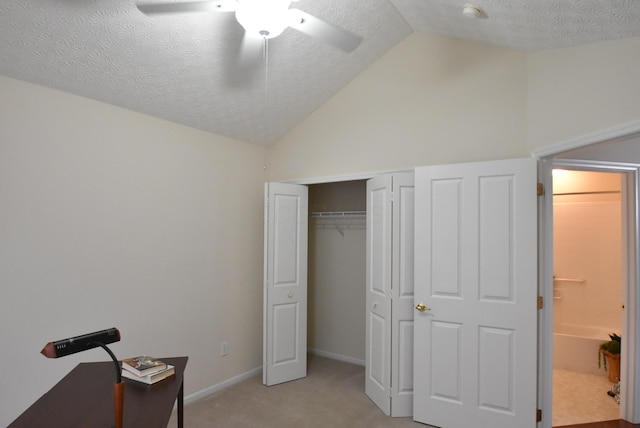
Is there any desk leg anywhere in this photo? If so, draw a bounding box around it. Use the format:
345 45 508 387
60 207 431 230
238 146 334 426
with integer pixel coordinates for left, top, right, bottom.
177 380 184 428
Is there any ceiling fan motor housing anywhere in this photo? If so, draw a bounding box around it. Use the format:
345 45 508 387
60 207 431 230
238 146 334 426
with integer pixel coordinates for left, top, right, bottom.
235 0 292 39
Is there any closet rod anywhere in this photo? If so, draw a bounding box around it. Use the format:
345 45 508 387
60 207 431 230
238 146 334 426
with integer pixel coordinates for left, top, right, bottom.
310 211 366 218
553 190 620 196
553 277 586 284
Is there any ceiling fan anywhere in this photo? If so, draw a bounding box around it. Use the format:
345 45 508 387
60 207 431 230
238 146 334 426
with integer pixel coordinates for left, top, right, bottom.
136 0 363 53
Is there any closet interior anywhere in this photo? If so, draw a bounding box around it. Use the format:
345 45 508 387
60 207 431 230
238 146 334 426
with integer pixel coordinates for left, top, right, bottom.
307 180 367 365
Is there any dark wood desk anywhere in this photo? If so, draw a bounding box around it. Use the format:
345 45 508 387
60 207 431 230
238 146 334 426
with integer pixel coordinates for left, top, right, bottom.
10 356 188 428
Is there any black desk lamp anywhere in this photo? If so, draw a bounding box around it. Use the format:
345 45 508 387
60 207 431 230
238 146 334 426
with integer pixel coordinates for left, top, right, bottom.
41 328 123 428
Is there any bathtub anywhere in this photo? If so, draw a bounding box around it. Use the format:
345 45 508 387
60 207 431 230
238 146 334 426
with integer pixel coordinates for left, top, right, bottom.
553 324 616 376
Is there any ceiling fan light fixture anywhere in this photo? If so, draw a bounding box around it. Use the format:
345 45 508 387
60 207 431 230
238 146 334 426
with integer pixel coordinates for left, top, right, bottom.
462 4 483 19
235 0 292 39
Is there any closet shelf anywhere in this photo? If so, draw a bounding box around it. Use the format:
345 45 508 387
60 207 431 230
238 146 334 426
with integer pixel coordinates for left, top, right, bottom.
311 211 366 236
310 211 366 218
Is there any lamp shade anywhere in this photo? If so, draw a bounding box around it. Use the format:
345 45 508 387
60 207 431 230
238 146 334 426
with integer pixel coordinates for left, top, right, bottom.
41 328 120 358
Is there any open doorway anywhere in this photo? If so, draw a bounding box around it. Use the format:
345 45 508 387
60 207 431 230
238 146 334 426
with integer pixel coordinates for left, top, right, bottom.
262 179 370 386
536 127 640 427
551 169 623 426
307 180 367 365
291 174 415 418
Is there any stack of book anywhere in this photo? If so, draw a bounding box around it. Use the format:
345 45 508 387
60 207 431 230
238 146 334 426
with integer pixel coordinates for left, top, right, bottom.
121 356 175 384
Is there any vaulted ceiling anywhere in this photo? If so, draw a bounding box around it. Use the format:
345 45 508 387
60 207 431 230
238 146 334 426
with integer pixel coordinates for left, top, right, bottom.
1 0 639 145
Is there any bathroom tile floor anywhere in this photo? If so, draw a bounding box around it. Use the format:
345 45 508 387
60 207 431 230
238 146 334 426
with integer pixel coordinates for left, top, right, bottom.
553 369 620 427
559 422 640 428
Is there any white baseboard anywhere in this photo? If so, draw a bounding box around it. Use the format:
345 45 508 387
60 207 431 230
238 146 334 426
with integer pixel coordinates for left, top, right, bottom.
182 366 263 407
308 348 365 367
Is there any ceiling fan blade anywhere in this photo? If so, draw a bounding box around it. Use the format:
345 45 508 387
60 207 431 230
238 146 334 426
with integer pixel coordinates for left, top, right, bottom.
136 0 237 15
287 8 362 53
222 30 265 87
238 31 265 69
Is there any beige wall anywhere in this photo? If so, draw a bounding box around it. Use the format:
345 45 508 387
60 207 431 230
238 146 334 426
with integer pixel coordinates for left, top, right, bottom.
266 32 528 182
0 75 266 426
268 34 640 183
526 37 640 152
553 171 622 333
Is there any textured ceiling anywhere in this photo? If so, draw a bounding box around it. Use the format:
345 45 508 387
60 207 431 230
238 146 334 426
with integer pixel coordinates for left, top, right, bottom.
391 0 640 51
1 1 639 146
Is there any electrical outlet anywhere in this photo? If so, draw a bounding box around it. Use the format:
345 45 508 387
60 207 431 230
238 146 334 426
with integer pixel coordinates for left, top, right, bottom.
220 341 229 357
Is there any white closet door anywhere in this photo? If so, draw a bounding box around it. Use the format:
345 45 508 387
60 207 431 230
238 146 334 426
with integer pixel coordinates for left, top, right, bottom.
366 172 415 417
391 172 415 417
413 158 538 428
263 182 308 386
365 175 392 415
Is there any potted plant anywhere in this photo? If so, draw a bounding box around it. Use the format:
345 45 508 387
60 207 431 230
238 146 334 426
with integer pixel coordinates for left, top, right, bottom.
599 333 621 382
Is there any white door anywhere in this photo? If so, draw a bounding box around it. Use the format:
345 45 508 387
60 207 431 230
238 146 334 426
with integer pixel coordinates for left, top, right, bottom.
365 175 392 414
366 172 415 417
391 172 415 417
413 158 538 428
263 182 308 386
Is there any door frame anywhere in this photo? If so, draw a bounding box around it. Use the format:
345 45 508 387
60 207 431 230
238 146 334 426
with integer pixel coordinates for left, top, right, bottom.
546 159 638 422
272 171 412 343
534 119 640 426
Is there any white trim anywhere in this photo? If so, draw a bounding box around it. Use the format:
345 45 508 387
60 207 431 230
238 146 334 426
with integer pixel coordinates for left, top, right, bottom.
308 347 366 367
531 119 640 158
538 157 554 428
263 183 269 385
552 159 640 172
620 169 640 423
181 366 263 407
283 169 414 185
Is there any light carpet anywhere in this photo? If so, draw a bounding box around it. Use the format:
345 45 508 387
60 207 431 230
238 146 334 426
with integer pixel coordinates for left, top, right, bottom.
169 354 428 427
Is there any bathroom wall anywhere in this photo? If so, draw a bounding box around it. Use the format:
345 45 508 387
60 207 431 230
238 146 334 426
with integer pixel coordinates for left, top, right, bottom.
308 181 367 363
553 170 622 333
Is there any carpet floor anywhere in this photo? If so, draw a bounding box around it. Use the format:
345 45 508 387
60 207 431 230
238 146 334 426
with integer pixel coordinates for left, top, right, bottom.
169 354 427 428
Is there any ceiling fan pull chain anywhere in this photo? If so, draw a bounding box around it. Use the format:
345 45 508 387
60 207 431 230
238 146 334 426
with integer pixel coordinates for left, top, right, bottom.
263 37 269 153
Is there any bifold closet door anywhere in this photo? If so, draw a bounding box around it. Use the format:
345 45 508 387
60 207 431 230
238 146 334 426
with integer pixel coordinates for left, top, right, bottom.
263 182 308 386
365 172 415 417
365 175 392 415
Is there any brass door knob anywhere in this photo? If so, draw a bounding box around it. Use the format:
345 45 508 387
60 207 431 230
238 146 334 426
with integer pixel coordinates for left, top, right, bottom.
415 303 431 312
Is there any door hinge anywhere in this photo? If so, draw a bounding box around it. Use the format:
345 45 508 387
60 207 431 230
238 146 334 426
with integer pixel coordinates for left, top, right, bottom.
537 296 544 310
536 408 542 422
537 182 544 196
